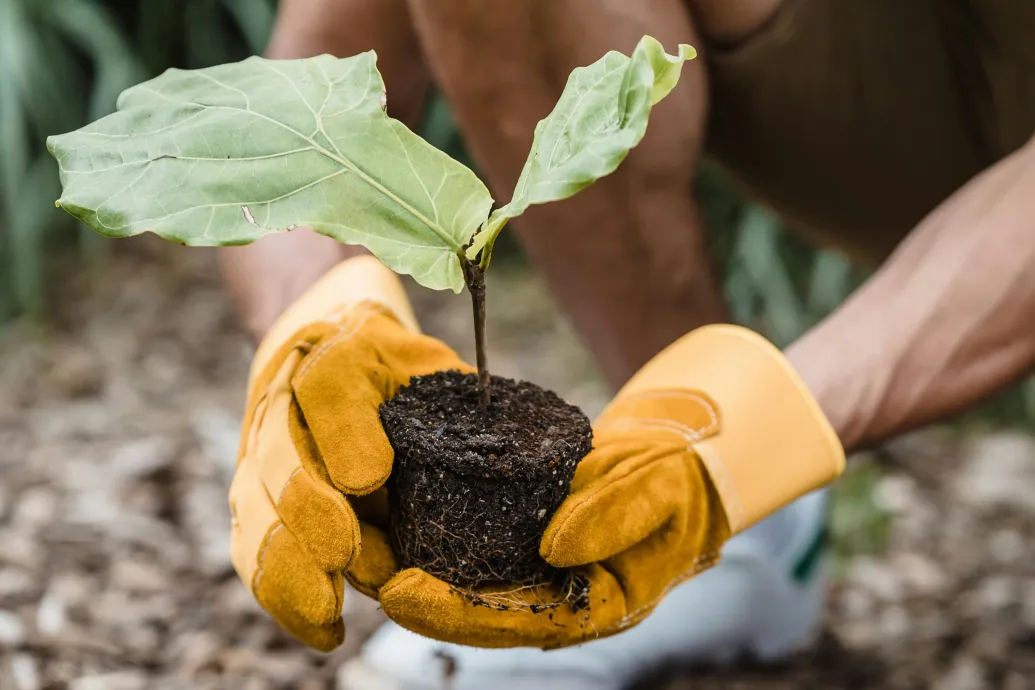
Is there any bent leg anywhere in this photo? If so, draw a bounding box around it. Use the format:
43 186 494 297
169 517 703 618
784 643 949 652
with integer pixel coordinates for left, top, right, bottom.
407 0 727 388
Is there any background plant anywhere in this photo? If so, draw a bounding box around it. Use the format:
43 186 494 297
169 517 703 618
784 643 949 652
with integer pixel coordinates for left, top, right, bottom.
4 0 1034 429
48 36 699 413
0 0 273 319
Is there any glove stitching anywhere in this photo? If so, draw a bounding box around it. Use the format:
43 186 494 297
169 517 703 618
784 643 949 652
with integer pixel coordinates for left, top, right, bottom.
275 467 303 505
296 300 399 382
345 567 386 598
596 418 710 441
292 304 405 494
599 420 731 522
253 519 346 627
546 401 719 563
601 549 721 635
379 569 422 601
618 390 719 432
601 390 719 436
293 314 369 384
344 476 389 496
571 391 727 637
598 419 746 535
252 521 285 594
241 378 277 468
542 443 676 562
274 467 359 571
692 442 746 534
293 306 377 383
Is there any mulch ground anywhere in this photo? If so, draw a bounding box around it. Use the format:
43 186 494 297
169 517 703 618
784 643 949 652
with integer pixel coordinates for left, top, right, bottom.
1 241 1033 690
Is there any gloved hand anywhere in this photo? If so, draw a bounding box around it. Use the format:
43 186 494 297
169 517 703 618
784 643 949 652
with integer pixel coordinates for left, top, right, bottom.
229 255 470 651
379 324 845 649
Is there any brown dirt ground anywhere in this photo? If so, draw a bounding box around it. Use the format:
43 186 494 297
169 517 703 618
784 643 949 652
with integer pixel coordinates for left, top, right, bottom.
1 240 1034 690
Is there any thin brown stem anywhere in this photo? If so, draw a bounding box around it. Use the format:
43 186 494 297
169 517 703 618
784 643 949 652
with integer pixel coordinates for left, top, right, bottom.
462 257 491 408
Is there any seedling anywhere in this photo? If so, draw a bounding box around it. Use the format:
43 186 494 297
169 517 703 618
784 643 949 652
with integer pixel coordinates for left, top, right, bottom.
48 36 695 590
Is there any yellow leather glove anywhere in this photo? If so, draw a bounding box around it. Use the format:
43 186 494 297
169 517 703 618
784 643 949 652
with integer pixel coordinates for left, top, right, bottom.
229 255 470 651
378 324 845 649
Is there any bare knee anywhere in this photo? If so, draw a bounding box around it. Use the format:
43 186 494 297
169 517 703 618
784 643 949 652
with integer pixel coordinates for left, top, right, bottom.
408 1 728 385
408 7 714 205
687 0 784 45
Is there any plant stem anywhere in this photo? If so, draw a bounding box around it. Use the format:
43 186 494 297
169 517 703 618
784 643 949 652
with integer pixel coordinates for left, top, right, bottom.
462 257 491 409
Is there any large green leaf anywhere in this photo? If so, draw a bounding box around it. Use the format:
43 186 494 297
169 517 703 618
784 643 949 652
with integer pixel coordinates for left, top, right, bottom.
466 36 696 266
48 52 494 292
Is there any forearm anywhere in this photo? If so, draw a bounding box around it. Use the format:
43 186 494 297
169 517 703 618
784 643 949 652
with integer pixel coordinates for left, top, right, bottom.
786 138 1035 452
220 0 428 341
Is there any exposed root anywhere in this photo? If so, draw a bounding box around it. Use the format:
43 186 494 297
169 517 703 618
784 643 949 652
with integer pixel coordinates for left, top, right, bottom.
449 568 591 616
382 371 593 588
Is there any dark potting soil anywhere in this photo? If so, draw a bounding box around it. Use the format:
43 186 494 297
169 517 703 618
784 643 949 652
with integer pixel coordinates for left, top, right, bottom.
380 370 593 588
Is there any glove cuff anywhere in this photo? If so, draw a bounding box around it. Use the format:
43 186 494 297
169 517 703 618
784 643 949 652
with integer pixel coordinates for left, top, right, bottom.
616 324 845 533
251 255 419 380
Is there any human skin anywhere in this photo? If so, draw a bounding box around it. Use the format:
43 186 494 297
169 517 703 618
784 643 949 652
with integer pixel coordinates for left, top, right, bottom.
785 137 1035 450
219 0 1035 455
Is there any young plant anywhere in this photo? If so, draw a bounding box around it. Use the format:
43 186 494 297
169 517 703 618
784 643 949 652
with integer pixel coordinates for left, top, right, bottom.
48 36 697 590
47 35 695 407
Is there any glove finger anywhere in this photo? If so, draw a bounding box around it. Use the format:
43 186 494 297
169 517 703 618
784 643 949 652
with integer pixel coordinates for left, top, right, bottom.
231 460 346 648
292 305 473 496
372 311 474 381
541 450 687 568
249 350 360 571
239 321 335 467
230 448 280 595
253 519 346 631
291 308 400 495
345 523 399 598
263 600 346 653
275 458 361 573
568 434 663 491
378 565 627 650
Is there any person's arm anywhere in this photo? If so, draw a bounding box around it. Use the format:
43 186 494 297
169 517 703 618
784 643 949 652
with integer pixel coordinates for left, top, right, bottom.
219 0 429 341
787 135 1035 453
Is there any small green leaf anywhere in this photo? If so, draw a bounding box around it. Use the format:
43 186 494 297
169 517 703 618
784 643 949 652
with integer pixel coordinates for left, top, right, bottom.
47 52 494 292
467 36 696 266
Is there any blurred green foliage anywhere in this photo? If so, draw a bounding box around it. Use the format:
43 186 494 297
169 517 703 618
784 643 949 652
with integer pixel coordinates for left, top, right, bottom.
1 0 862 333
3 0 1033 428
828 457 893 574
0 0 275 319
